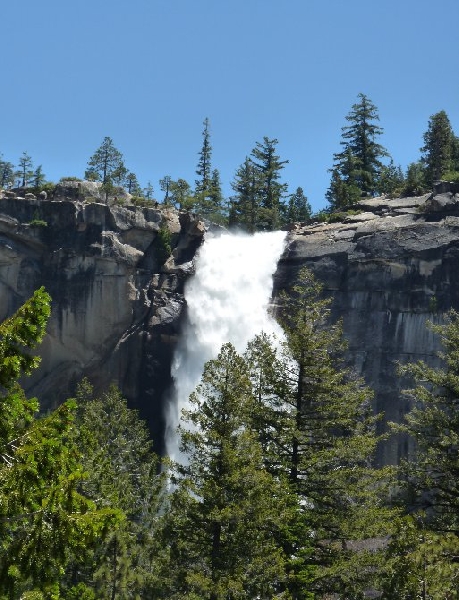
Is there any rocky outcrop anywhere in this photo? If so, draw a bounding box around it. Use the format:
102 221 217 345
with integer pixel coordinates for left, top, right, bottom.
274 186 459 465
0 191 205 452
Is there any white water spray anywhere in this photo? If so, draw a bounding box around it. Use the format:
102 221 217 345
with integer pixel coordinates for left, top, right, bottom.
166 230 287 461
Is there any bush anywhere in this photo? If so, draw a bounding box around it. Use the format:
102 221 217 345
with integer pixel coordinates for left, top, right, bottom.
155 226 172 265
28 219 48 227
441 171 459 183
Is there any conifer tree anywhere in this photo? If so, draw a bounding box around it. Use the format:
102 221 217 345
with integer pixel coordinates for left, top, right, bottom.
230 157 262 232
420 109 456 186
62 382 166 599
327 93 389 209
162 343 294 599
159 175 172 204
85 137 125 184
0 290 119 598
245 269 395 597
195 117 212 196
251 137 289 230
0 157 14 188
284 186 312 223
125 171 142 195
16 151 34 187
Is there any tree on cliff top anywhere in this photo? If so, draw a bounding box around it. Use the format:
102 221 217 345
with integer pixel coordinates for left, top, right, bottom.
85 137 125 185
327 93 389 210
420 109 457 186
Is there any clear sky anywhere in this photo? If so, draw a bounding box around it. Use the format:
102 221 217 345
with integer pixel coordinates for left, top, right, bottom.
2 0 458 213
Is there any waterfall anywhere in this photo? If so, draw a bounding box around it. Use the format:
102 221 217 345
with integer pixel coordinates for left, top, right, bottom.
166 230 287 461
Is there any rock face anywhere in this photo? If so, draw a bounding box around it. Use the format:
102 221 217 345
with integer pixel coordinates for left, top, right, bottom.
3 183 459 464
0 191 205 452
274 186 459 465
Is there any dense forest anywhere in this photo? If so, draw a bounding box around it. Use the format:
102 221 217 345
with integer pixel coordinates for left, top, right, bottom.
0 268 458 598
2 94 459 229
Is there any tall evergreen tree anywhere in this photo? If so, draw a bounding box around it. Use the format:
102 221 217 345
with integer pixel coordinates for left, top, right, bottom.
245 269 395 597
159 175 172 204
125 171 142 195
230 157 262 232
251 137 289 230
383 311 459 597
420 109 456 186
16 151 34 187
161 343 294 599
63 382 166 599
284 186 312 223
195 117 213 196
85 137 125 184
0 290 119 598
194 118 224 218
0 156 15 188
327 93 389 209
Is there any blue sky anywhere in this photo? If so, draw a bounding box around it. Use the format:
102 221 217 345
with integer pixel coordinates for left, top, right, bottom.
2 0 458 212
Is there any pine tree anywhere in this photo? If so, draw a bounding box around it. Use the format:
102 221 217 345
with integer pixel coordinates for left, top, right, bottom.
195 117 212 196
0 290 119 598
85 137 125 185
64 382 166 599
420 109 456 186
125 171 142 195
246 269 395 597
384 311 459 597
162 343 293 599
377 159 404 197
170 178 194 210
284 186 312 223
0 156 15 188
327 93 389 209
159 175 172 204
230 157 262 232
31 165 46 189
16 151 34 187
251 137 289 230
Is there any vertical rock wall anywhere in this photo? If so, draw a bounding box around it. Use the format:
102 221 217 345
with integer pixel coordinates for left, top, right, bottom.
274 191 459 465
0 193 205 453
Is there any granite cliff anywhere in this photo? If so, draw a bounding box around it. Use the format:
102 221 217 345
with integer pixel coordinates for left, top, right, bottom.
2 181 459 462
0 182 205 451
273 182 459 464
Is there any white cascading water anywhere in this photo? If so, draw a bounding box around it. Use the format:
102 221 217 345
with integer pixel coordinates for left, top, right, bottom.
166 230 287 461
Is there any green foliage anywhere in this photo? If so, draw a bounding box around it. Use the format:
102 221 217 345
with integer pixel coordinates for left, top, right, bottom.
230 138 289 231
0 156 15 189
441 169 459 183
0 288 51 390
257 268 397 596
85 137 125 202
28 219 48 227
402 161 428 196
377 159 405 197
327 93 390 209
420 109 456 186
16 152 34 188
284 187 312 224
162 343 293 599
63 381 166 600
0 292 121 598
169 178 193 210
154 226 172 266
